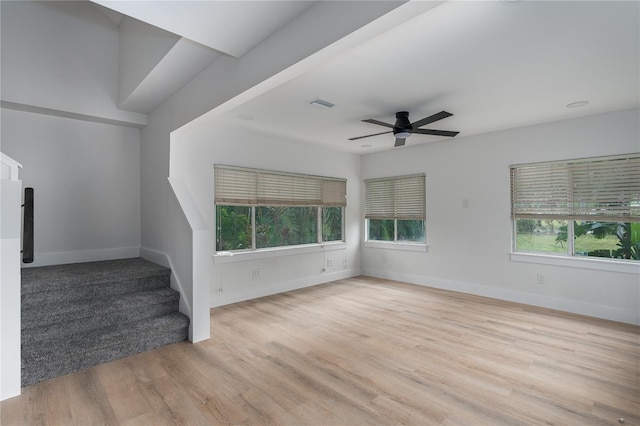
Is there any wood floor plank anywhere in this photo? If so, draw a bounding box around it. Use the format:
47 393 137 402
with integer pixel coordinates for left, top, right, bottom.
2 276 638 425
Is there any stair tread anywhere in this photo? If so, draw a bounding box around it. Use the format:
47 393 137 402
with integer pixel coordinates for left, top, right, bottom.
22 287 180 328
21 258 170 295
23 312 189 359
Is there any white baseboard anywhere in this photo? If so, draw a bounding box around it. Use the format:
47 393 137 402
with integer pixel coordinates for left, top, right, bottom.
364 268 640 326
210 268 361 307
23 246 140 268
139 246 170 268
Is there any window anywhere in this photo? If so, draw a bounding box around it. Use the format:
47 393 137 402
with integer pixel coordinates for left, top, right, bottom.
364 174 426 244
215 165 346 252
510 153 640 261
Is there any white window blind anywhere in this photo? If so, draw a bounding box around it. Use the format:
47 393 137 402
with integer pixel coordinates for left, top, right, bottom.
215 165 346 207
510 153 640 222
364 174 425 220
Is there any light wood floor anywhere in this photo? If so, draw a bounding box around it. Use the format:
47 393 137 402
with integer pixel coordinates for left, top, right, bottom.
2 276 639 425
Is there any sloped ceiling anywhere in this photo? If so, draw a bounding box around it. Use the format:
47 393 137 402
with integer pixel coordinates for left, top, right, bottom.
92 0 317 113
95 0 639 153
94 0 316 57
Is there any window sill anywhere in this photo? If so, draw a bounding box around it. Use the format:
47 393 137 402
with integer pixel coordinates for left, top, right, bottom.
214 242 346 264
364 241 428 252
510 252 640 274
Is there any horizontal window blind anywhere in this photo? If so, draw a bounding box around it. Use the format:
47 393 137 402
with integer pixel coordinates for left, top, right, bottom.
510 153 640 222
215 165 346 207
364 174 425 220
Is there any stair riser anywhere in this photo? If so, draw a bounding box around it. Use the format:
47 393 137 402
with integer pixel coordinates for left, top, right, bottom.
22 327 188 387
23 301 180 345
21 275 170 309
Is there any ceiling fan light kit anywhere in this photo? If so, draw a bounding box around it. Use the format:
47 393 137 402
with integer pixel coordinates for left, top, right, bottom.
349 110 460 147
394 131 412 139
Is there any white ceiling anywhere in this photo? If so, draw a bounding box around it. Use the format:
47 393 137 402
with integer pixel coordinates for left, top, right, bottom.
94 0 317 57
97 0 640 154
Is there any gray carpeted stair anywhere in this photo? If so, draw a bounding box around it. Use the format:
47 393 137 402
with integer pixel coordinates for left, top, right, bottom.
21 257 190 387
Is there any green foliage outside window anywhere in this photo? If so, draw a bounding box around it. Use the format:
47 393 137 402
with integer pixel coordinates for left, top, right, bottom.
368 219 394 241
515 219 640 260
216 205 344 252
322 207 343 242
398 220 425 242
256 206 317 249
563 221 640 260
216 205 251 251
368 219 425 242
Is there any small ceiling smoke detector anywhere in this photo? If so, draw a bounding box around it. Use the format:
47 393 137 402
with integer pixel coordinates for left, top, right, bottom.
566 101 589 109
308 98 335 109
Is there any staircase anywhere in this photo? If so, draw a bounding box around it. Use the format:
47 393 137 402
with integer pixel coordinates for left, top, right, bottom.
21 257 190 387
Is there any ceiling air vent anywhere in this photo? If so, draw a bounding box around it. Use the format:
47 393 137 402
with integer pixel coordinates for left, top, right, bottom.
308 98 335 109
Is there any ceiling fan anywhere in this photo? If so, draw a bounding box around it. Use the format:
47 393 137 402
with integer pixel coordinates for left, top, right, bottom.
349 110 460 147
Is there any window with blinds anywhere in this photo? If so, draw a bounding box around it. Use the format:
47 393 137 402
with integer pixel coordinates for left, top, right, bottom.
510 153 640 262
214 165 346 252
364 174 426 243
510 153 640 222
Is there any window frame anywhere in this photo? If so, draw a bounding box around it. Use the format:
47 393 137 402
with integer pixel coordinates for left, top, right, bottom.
214 165 346 261
364 173 427 251
509 153 640 273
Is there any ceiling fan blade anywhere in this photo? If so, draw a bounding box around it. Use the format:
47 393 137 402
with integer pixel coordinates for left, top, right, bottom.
411 111 453 129
412 128 460 137
362 119 395 129
348 130 392 141
394 138 406 147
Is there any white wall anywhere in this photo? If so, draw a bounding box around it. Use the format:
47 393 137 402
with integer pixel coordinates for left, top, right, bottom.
170 121 362 306
1 109 141 266
362 108 640 324
0 1 145 126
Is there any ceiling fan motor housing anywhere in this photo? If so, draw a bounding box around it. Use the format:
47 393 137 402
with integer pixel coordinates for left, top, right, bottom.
394 111 412 136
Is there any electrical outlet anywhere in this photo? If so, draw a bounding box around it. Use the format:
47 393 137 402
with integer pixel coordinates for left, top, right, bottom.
252 268 260 279
537 274 545 285
327 259 333 267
